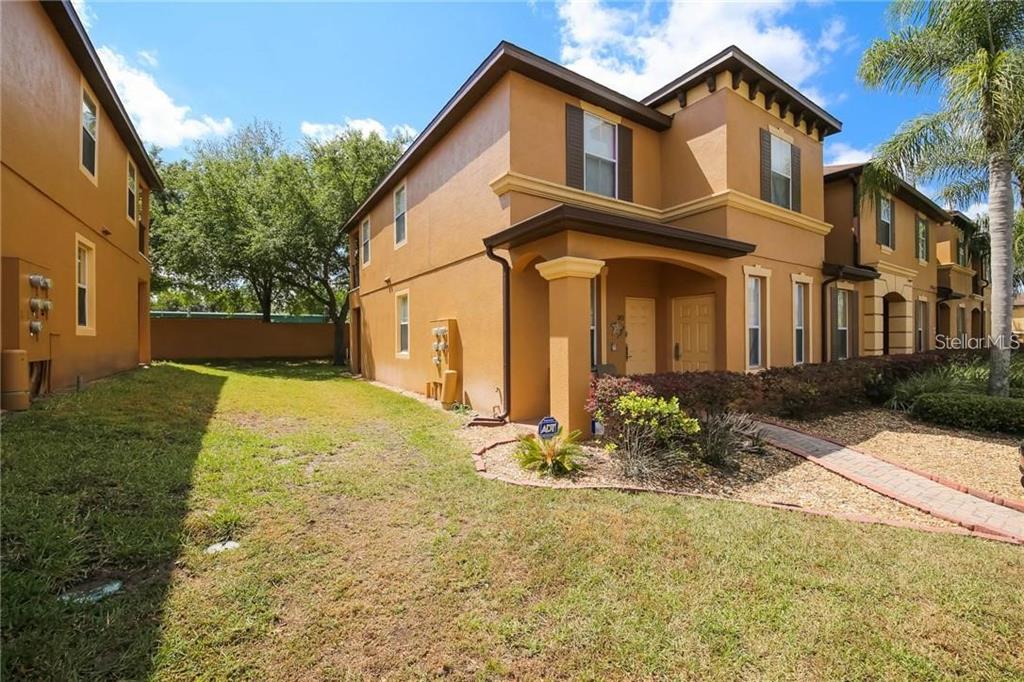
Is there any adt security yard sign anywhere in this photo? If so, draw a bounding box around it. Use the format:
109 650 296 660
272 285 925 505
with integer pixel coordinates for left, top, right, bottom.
537 416 559 440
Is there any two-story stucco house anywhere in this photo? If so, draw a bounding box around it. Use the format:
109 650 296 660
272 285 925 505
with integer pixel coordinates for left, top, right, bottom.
824 165 990 356
345 42 857 433
1 0 162 409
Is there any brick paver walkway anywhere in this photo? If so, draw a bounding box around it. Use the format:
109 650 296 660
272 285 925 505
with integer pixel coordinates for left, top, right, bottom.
757 422 1024 541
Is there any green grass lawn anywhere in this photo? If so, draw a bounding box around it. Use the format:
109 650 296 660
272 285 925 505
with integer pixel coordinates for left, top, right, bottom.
3 362 1022 680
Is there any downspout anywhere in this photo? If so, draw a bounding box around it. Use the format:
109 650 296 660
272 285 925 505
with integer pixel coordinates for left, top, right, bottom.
470 244 511 426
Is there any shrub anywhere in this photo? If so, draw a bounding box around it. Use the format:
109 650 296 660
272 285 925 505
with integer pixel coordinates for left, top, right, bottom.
693 412 765 466
598 393 700 483
887 363 987 411
515 429 585 476
910 393 1024 434
586 376 652 440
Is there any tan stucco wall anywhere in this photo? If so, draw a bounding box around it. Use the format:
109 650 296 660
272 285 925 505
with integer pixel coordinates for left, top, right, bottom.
152 318 336 360
1 1 151 392
350 75 511 415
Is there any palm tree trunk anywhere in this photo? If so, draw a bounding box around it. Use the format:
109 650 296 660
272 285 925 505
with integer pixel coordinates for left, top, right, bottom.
987 154 1014 396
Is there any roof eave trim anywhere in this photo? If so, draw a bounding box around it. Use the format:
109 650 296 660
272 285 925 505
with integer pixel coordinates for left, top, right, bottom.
42 1 163 190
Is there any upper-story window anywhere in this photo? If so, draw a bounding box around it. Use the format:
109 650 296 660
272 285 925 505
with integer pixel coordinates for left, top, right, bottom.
956 231 969 266
127 159 138 223
360 219 371 266
770 135 792 209
81 88 98 178
583 112 616 198
915 216 928 261
394 185 407 247
877 197 894 249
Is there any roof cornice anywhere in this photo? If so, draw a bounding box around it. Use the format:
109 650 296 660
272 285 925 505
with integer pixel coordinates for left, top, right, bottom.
41 0 162 190
642 45 842 138
824 163 950 223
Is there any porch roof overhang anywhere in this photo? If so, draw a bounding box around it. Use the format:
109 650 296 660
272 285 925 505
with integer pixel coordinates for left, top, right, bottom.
822 262 881 281
483 204 756 258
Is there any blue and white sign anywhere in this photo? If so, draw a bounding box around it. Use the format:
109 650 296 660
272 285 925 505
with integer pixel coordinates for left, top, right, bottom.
537 416 559 440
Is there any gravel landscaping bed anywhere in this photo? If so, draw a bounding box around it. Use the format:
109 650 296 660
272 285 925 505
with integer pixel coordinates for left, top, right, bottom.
473 432 959 529
775 409 1024 506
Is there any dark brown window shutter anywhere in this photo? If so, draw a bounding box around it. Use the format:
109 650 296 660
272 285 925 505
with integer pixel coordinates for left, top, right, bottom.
876 197 885 245
565 104 584 189
830 287 839 361
759 129 771 201
889 199 895 250
790 144 801 212
617 124 633 202
850 291 860 357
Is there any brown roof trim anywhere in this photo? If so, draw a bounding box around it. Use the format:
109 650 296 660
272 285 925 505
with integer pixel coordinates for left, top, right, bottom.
823 163 949 223
344 42 671 233
950 210 978 231
42 1 162 190
822 262 880 281
482 203 755 258
642 46 842 138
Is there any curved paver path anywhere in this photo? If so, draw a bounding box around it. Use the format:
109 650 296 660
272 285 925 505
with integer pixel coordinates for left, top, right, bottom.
757 422 1024 542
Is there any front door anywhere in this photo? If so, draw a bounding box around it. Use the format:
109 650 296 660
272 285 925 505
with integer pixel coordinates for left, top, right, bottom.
672 294 715 371
625 297 656 375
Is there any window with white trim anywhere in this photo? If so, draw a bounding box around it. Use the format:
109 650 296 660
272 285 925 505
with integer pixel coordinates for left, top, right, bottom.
793 282 807 365
836 290 850 360
878 198 894 248
81 88 98 177
360 219 371 266
583 112 616 198
394 185 407 246
747 276 764 369
957 306 966 338
127 159 138 222
915 300 927 351
915 217 928 261
770 135 792 209
396 292 409 355
956 232 968 266
75 236 96 333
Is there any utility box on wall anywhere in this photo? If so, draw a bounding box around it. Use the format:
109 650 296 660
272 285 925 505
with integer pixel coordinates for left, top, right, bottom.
1 257 55 409
426 317 462 408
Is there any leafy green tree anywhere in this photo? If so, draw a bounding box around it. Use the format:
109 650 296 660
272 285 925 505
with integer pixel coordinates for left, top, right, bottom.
270 129 407 364
153 123 287 321
859 0 1024 395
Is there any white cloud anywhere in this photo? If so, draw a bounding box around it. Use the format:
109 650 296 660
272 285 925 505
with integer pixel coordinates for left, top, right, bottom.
555 0 847 105
70 0 95 28
96 46 233 148
137 50 159 68
825 142 873 166
300 118 417 142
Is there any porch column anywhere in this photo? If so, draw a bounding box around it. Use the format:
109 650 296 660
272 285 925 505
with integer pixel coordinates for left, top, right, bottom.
536 256 605 436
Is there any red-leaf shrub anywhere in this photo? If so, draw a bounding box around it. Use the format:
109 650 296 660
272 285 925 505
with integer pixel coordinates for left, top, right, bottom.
588 350 981 422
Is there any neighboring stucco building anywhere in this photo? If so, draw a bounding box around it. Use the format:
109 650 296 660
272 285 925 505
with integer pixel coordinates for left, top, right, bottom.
346 42 849 433
1 0 162 406
823 165 990 357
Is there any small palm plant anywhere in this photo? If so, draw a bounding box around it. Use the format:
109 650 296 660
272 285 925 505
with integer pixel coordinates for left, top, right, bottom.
515 428 585 476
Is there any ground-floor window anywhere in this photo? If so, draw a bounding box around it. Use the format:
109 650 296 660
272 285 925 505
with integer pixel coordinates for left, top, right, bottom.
747 276 764 369
590 278 598 367
956 306 966 339
915 300 927 351
793 282 807 364
836 289 850 360
395 291 409 356
75 234 96 335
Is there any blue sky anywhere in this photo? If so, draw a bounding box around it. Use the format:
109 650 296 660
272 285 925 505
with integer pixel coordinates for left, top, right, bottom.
77 1 945 177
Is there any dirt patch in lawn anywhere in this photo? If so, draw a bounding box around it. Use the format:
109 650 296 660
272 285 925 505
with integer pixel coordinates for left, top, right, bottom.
775 409 1024 506
217 411 310 437
477 435 959 529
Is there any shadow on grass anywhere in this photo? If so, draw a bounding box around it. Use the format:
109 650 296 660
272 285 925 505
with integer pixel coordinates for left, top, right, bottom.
1 365 225 680
182 359 351 382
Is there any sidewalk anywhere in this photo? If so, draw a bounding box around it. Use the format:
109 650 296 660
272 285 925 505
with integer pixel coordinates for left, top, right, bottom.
757 422 1024 542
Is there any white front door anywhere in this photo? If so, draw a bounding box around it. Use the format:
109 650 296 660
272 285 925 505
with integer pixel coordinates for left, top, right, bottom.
625 297 656 375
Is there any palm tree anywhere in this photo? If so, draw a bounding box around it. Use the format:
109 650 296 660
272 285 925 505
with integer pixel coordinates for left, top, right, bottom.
858 0 1024 395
